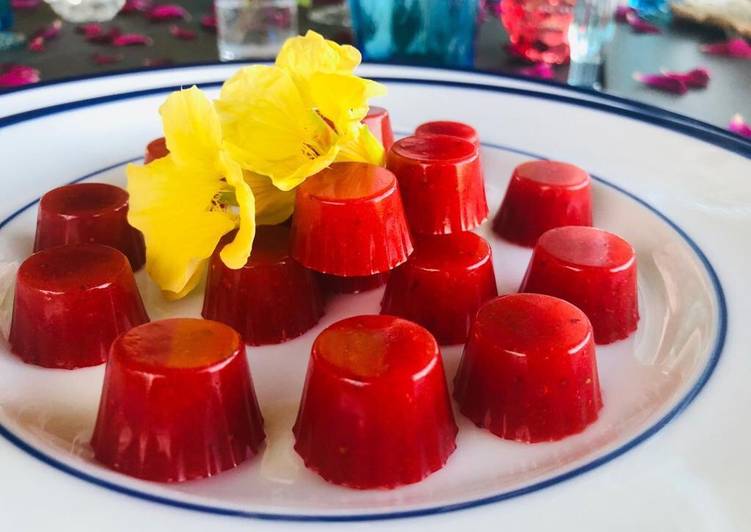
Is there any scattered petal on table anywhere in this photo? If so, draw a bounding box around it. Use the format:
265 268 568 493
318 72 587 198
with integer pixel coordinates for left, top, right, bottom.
200 13 217 32
113 33 153 46
92 52 124 65
149 4 190 22
662 67 710 89
634 72 688 94
10 0 41 9
27 36 46 52
0 64 41 88
169 25 197 40
729 114 751 138
615 5 634 23
120 0 152 14
142 57 174 67
626 12 662 33
36 19 63 40
517 63 555 79
700 38 751 59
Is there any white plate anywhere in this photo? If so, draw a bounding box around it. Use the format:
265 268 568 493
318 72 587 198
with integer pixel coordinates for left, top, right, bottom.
0 65 749 532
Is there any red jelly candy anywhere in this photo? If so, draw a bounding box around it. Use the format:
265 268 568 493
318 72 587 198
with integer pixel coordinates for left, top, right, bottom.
381 232 498 345
387 134 488 235
34 183 146 270
202 225 324 345
492 160 592 247
9 244 149 369
520 226 639 344
290 162 412 276
362 106 394 150
319 272 389 294
293 315 458 489
144 136 168 163
415 120 480 148
91 318 265 482
454 294 602 442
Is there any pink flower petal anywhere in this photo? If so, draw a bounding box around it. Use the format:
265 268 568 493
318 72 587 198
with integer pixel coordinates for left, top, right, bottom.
91 52 124 65
37 19 63 40
120 0 152 14
615 5 634 23
0 64 41 88
149 4 190 22
626 12 662 33
169 24 196 40
112 33 153 46
200 13 217 32
662 67 710 89
517 63 555 79
634 72 688 94
142 57 174 67
700 38 751 59
729 114 751 138
10 0 41 10
27 36 46 52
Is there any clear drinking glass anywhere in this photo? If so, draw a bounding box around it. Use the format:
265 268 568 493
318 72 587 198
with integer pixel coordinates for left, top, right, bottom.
500 0 576 64
348 0 478 68
216 0 299 61
567 0 617 88
45 0 125 22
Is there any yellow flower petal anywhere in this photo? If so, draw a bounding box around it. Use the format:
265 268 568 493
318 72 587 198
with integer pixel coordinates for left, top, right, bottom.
127 157 236 294
159 86 222 168
218 149 256 269
336 124 385 166
310 72 386 134
217 65 340 191
245 171 296 226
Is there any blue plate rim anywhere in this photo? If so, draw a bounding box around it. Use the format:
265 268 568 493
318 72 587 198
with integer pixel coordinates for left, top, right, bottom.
0 78 729 522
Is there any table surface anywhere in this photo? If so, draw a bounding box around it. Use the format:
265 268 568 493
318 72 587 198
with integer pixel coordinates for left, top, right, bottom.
2 1 750 128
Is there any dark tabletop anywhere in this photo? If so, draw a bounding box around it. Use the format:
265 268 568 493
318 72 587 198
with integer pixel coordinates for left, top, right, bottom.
2 0 750 128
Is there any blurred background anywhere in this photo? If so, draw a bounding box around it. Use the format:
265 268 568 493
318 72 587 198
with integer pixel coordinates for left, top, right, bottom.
0 0 749 128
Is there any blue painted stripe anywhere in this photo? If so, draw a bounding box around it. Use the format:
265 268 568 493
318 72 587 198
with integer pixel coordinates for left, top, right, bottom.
0 137 727 522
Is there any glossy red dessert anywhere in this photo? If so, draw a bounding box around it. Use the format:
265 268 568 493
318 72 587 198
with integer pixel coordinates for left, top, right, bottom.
34 183 146 270
492 160 592 247
387 134 488 235
454 294 602 442
381 232 497 345
144 137 169 163
290 162 412 276
91 318 265 482
415 120 480 148
9 244 149 369
362 106 394 150
319 272 389 294
202 225 324 345
520 226 639 344
293 315 457 489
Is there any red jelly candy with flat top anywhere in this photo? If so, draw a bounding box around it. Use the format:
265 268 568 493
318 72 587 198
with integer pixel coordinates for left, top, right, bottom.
454 294 602 442
34 183 146 270
9 244 149 369
520 226 639 344
293 315 457 489
362 106 394 150
387 134 488 235
415 120 480 148
290 162 412 276
91 318 265 482
381 232 498 345
144 137 169 163
202 225 324 345
319 272 388 294
493 160 592 247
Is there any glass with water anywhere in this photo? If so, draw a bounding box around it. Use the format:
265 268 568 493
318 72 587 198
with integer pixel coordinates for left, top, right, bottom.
216 0 299 60
567 0 618 88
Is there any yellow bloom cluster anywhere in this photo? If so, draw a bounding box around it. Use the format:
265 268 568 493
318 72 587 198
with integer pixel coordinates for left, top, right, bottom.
126 31 386 298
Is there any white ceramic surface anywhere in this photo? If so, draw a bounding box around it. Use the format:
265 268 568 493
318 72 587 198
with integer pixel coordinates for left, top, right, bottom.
0 65 748 532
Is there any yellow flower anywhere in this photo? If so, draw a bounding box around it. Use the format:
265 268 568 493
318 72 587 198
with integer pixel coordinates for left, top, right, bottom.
127 86 255 298
216 31 387 191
